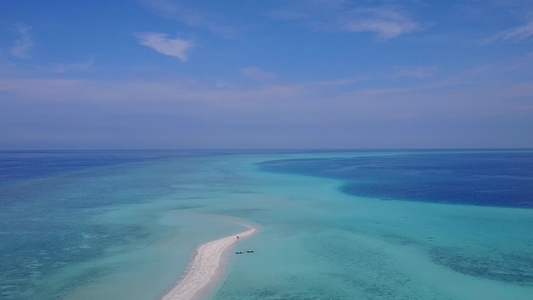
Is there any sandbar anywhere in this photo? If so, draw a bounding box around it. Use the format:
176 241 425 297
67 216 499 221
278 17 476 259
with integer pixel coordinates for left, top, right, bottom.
161 226 257 300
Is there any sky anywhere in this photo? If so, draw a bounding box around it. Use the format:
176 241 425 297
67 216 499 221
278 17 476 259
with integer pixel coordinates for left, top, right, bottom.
0 0 532 149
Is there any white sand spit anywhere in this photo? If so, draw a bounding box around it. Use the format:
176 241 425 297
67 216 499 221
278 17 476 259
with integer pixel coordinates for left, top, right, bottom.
161 226 256 300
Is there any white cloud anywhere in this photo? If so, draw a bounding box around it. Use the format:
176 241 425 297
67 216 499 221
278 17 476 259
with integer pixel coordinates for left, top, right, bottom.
268 2 419 39
338 8 419 39
140 0 240 38
10 23 33 59
136 32 194 61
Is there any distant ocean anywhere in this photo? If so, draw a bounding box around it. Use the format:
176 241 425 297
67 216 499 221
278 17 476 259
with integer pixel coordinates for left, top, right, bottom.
1 150 532 299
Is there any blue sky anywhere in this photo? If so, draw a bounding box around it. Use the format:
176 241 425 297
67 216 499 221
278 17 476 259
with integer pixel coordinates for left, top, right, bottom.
1 0 532 149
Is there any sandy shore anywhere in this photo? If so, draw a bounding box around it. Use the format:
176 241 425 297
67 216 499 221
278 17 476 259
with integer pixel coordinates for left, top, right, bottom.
161 226 257 300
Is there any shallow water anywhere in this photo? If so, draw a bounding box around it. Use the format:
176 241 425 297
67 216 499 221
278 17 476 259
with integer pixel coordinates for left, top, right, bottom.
0 150 532 300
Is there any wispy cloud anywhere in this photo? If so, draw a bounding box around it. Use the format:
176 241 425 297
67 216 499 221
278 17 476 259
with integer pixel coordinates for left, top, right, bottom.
52 60 94 73
2 52 531 119
240 67 278 82
301 76 366 88
140 0 240 38
498 20 533 41
136 32 194 61
10 23 33 59
392 66 438 78
268 2 419 39
336 8 419 39
483 20 533 44
1 57 532 147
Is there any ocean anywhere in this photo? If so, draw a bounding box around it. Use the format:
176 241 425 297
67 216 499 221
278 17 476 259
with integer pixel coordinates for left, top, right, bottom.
1 150 532 299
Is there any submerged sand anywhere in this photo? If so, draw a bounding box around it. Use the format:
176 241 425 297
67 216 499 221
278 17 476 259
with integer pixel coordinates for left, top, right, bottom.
161 226 257 300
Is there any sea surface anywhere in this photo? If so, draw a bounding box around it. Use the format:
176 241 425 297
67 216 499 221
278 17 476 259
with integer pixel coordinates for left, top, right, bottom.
0 150 532 300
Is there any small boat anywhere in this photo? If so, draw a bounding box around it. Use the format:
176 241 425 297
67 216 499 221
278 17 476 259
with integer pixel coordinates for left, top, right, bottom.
246 249 254 253
235 251 243 254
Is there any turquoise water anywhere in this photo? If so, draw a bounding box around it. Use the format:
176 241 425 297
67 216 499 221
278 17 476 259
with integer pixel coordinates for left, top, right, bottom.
1 150 532 299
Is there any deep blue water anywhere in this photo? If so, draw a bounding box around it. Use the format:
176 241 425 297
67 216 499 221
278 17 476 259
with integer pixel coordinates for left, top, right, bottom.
0 150 194 184
258 150 533 208
0 149 315 185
